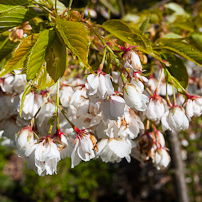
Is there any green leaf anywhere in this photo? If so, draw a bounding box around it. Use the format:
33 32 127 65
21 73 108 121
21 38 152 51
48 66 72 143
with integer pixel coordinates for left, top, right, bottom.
56 17 89 66
50 0 66 14
0 34 39 77
154 38 202 66
102 19 153 54
102 19 169 65
0 7 38 33
46 36 67 82
0 4 19 13
139 16 150 33
19 82 32 117
162 33 183 39
162 53 189 89
0 37 18 61
0 0 32 5
189 33 202 52
32 64 55 90
26 29 55 80
164 67 185 94
165 2 186 14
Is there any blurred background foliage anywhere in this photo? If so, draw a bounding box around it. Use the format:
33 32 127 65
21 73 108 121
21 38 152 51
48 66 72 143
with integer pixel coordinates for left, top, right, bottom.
1 0 202 201
0 114 202 202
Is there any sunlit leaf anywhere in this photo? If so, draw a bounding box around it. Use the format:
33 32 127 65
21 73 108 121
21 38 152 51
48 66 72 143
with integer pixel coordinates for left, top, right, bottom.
32 63 55 90
26 29 55 80
0 7 38 33
154 38 202 66
0 0 32 5
0 37 18 61
189 32 202 52
139 16 150 33
162 53 189 89
46 35 67 82
0 4 19 13
102 19 168 65
0 34 39 77
56 17 89 66
102 19 153 54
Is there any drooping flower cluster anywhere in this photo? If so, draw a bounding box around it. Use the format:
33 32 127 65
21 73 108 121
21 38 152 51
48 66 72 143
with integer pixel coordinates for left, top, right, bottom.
1 48 202 176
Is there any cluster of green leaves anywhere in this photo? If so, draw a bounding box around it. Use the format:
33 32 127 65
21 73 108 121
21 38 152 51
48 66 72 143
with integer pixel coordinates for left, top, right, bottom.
0 0 91 115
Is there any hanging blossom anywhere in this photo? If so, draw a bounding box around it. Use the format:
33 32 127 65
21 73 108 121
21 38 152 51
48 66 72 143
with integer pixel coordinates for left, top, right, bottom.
161 106 189 133
71 126 98 168
86 72 126 122
123 79 149 112
123 50 142 72
184 94 202 120
146 94 168 123
18 91 45 120
131 129 170 170
96 138 131 163
16 125 36 157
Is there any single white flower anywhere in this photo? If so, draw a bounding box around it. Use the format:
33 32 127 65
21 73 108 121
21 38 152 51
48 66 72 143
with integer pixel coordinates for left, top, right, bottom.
161 106 189 132
16 126 35 157
71 128 97 168
69 87 87 108
153 148 170 170
12 72 26 94
124 84 149 111
123 51 142 72
60 86 74 107
146 95 168 123
86 73 114 102
97 138 131 163
18 92 44 120
185 96 202 120
73 100 102 129
0 74 14 93
98 95 125 122
34 137 61 176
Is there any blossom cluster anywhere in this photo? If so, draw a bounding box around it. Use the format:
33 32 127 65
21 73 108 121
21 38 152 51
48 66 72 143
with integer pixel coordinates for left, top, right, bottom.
1 50 202 176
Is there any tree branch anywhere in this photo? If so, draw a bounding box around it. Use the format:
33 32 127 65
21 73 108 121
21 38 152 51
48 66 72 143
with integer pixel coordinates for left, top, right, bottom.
167 131 189 202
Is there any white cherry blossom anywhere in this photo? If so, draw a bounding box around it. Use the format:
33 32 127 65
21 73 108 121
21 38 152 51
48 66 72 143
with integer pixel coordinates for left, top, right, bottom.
98 95 125 122
124 83 149 112
123 51 142 72
18 92 45 120
71 128 97 168
34 137 61 176
146 95 168 123
161 106 189 132
185 96 202 120
16 126 35 157
97 138 131 163
85 73 114 103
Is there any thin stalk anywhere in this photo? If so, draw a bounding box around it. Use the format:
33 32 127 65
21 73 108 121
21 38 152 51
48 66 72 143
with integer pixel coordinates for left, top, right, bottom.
55 0 57 12
59 105 74 129
118 0 125 17
173 86 177 105
145 86 153 96
32 84 56 120
154 69 164 95
68 0 73 15
166 83 172 107
55 80 60 130
48 125 53 135
98 47 107 71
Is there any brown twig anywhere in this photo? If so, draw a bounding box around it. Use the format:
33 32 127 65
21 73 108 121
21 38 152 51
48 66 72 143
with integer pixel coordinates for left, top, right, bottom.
167 131 190 202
